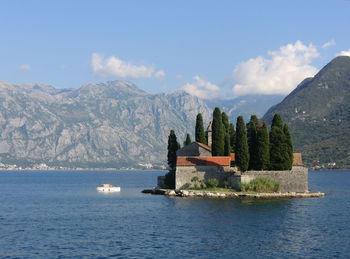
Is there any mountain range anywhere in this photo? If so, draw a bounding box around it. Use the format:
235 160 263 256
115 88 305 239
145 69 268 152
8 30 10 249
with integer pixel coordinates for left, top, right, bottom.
1 56 349 169
0 78 284 168
0 80 213 168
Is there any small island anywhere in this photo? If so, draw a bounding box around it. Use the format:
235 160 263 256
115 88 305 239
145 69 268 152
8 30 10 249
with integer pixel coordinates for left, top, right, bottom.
144 109 324 199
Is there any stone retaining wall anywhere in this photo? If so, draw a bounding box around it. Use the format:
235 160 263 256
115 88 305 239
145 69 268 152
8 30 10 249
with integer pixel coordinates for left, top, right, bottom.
176 166 308 192
228 166 308 192
175 165 231 189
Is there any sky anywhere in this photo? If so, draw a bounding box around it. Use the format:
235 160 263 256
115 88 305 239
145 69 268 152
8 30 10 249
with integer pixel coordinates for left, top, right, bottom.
1 0 350 99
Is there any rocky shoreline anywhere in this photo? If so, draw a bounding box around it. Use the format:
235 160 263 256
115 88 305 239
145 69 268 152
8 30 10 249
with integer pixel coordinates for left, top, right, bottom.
142 188 325 199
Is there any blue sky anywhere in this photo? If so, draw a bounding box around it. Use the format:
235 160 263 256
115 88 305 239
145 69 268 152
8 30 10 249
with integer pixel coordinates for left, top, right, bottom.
1 0 349 99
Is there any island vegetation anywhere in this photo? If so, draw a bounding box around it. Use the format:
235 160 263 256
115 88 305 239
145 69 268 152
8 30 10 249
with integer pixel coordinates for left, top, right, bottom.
164 107 294 190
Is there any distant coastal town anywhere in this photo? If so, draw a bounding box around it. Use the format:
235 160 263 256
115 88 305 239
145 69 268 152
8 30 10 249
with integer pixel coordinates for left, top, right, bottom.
0 162 167 171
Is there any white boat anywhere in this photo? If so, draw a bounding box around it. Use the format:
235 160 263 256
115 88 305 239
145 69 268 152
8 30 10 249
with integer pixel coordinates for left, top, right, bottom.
97 184 121 192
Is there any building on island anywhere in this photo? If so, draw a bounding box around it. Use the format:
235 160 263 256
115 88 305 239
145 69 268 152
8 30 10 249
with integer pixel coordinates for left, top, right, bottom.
172 123 308 193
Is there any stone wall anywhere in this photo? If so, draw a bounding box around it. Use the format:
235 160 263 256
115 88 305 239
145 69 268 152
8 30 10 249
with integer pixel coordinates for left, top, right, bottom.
176 166 308 192
228 166 308 192
175 165 231 189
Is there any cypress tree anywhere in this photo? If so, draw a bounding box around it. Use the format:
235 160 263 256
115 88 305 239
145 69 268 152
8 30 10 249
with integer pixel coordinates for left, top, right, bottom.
247 115 259 170
212 107 225 156
235 116 249 171
222 112 231 154
269 125 285 170
165 130 179 189
195 113 206 144
229 123 236 153
224 132 231 156
222 112 229 133
167 130 179 170
269 114 289 170
271 114 284 129
283 124 294 170
183 133 191 147
256 122 270 170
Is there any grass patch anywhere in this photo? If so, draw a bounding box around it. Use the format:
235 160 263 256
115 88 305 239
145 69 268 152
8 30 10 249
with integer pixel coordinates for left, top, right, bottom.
240 177 281 193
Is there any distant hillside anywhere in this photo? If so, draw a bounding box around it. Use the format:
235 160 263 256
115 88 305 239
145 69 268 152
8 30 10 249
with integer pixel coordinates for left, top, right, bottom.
205 95 284 122
263 56 350 168
0 80 211 168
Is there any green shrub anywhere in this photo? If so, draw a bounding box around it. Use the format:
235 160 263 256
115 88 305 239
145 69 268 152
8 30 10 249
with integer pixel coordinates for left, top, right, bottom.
205 178 219 188
191 176 199 182
191 176 199 188
240 177 281 193
223 181 228 188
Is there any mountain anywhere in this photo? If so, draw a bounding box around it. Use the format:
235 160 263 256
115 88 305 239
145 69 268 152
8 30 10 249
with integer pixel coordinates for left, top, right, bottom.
0 80 211 168
205 95 284 123
263 56 350 168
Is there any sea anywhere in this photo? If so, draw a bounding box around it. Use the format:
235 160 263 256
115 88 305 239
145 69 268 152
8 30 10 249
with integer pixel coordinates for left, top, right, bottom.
0 170 349 258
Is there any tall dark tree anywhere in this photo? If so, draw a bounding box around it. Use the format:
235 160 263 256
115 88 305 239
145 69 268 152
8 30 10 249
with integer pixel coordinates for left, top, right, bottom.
247 115 259 148
235 116 249 171
222 112 229 133
224 132 231 156
229 123 236 153
165 130 179 189
269 114 289 170
195 113 206 144
222 112 231 154
247 115 259 170
269 127 287 170
205 130 208 145
283 124 294 170
183 133 191 147
271 114 284 129
212 107 225 156
256 122 270 170
167 130 179 170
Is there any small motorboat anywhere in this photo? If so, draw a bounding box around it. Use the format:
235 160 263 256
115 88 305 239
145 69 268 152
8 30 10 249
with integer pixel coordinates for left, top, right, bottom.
97 184 121 192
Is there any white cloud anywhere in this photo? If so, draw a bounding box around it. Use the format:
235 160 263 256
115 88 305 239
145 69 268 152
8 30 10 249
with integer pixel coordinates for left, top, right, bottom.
91 53 154 78
337 49 350 57
322 39 336 49
232 41 319 96
182 76 221 99
19 64 31 70
154 70 166 80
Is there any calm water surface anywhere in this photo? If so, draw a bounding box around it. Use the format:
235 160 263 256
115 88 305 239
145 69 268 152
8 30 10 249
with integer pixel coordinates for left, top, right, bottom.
0 170 350 258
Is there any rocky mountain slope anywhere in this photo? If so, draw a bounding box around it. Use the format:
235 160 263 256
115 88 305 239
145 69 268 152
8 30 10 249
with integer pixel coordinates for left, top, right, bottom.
205 95 284 122
0 80 211 168
263 56 350 168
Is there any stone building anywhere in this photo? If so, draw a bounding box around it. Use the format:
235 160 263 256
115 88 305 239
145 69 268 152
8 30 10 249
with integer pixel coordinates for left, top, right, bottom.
176 142 212 157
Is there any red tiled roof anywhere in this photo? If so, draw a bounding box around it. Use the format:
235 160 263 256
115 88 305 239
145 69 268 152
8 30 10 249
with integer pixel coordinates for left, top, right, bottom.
230 153 235 162
177 156 231 166
195 141 212 152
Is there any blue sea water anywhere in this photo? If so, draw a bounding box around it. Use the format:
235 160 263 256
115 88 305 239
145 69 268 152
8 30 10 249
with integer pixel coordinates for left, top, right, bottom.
0 170 350 258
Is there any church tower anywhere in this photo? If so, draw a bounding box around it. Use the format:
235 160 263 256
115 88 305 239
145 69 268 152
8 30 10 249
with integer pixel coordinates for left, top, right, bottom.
207 121 212 148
